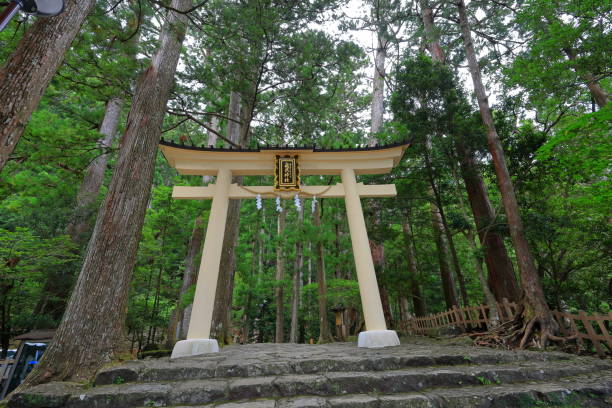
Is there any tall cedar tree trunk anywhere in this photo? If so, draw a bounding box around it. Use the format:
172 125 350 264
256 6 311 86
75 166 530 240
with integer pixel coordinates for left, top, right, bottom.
33 98 123 322
401 221 426 316
166 216 205 347
456 142 520 301
211 91 244 344
420 0 445 63
0 0 96 172
274 209 287 343
457 0 557 347
313 203 332 343
450 163 501 326
420 0 519 303
290 200 304 342
18 0 191 386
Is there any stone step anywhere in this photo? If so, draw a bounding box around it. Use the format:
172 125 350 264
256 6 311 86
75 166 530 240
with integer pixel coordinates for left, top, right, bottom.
158 371 612 407
9 362 612 408
94 343 575 386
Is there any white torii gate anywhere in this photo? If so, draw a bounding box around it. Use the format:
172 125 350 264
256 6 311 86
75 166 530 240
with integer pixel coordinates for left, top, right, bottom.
159 139 409 358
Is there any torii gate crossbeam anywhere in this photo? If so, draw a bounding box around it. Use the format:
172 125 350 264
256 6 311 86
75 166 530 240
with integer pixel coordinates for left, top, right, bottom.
159 140 409 358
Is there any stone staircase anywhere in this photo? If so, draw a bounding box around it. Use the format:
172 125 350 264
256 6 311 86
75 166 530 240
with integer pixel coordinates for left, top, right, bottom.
8 339 612 408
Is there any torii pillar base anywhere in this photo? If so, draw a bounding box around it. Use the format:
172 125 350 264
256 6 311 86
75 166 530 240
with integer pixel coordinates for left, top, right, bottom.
357 330 400 348
171 339 219 359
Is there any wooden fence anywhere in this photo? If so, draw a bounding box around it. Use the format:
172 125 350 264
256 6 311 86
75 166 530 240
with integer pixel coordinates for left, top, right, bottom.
400 301 612 358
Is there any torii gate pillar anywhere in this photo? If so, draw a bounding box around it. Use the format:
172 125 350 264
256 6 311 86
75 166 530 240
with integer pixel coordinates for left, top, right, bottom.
172 168 232 357
341 168 399 347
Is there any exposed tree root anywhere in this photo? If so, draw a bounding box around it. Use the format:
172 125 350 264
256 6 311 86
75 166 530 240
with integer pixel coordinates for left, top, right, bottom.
471 303 579 353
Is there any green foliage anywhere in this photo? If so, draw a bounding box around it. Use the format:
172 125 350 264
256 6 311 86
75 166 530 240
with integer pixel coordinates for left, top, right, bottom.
0 228 77 337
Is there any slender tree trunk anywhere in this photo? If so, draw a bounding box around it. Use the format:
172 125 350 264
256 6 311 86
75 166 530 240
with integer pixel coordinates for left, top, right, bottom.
430 201 459 309
307 243 312 285
445 226 469 306
242 219 260 344
456 142 520 302
0 0 96 172
274 209 286 343
167 216 204 346
211 91 243 344
290 199 304 343
369 35 388 143
313 203 331 343
464 229 499 328
457 0 557 346
399 296 411 322
401 221 426 317
18 0 191 386
67 98 123 245
368 25 392 322
334 219 342 279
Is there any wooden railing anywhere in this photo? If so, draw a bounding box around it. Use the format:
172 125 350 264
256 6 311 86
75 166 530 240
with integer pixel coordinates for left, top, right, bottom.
400 301 612 358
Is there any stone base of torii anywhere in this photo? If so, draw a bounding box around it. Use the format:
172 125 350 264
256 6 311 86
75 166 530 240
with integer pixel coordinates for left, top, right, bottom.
158 140 408 358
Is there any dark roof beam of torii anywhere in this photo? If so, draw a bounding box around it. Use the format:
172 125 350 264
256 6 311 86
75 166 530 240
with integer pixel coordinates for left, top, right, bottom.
158 139 410 177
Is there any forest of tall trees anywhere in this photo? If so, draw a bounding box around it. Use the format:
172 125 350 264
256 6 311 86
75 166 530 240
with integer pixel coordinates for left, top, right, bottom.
0 0 609 385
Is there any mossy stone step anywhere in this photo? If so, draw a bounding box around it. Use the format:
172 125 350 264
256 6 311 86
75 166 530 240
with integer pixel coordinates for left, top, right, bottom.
8 339 612 408
8 363 611 408
94 342 574 386
138 370 612 407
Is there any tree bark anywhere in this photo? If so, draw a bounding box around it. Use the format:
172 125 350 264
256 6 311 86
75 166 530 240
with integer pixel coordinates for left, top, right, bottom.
456 142 520 302
369 35 387 143
457 0 557 346
166 216 204 347
0 0 96 172
420 0 445 63
313 203 331 343
66 98 123 246
274 209 286 343
19 0 191 386
401 220 426 317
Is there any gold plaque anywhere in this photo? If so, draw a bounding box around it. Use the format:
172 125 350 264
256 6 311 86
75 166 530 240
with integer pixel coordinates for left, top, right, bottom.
274 155 300 191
